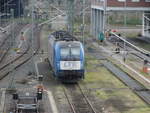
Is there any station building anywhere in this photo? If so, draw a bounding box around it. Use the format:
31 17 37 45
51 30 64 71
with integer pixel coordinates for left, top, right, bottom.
91 0 150 39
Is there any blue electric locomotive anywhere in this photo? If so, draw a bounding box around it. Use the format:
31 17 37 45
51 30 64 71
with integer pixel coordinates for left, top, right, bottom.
48 31 85 82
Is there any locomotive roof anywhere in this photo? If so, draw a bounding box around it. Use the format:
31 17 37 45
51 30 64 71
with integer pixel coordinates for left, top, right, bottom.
57 41 81 45
51 30 78 41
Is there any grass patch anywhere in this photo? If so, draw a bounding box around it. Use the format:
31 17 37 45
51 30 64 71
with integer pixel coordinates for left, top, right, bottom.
136 43 150 51
84 58 126 88
82 53 150 113
126 32 140 38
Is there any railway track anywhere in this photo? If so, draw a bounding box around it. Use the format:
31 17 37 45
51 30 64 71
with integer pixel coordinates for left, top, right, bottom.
0 34 10 63
102 60 150 105
84 39 150 105
63 84 97 113
0 24 25 64
0 25 41 81
0 25 41 113
0 25 12 64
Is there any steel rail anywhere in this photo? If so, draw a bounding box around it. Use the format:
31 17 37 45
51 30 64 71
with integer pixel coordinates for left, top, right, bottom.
85 39 150 105
0 43 30 80
77 84 97 113
63 84 97 113
103 61 150 105
0 45 30 71
0 26 41 81
0 36 10 63
0 24 25 65
0 25 13 63
62 87 77 113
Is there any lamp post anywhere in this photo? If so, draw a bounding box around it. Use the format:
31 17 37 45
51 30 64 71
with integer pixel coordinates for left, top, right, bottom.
123 0 127 50
31 2 35 75
124 0 127 27
82 0 85 46
104 0 107 34
67 0 74 34
8 9 16 90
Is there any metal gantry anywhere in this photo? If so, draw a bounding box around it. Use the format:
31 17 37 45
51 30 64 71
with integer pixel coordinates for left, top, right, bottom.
8 9 16 90
66 0 75 34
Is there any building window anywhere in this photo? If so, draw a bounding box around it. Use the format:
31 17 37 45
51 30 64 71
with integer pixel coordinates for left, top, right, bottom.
118 0 126 2
132 0 140 2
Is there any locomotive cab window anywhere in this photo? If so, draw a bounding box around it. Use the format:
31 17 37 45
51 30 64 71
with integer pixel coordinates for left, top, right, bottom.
60 47 80 60
60 47 70 59
71 47 80 57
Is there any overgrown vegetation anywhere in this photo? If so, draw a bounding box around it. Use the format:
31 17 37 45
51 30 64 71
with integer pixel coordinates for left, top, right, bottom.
108 12 142 26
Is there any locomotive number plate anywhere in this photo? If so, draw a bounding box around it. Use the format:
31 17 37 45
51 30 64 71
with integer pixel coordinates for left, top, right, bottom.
60 61 81 70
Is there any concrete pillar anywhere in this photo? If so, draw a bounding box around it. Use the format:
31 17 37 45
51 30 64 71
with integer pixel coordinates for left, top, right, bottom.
94 9 97 37
93 9 96 37
99 11 101 33
99 10 104 33
102 11 104 33
91 8 105 39
96 9 99 39
142 12 145 36
95 9 97 38
97 10 100 37
91 8 93 35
